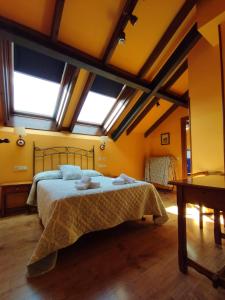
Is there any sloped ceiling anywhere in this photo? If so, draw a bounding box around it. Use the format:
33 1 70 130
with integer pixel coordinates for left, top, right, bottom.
0 0 194 139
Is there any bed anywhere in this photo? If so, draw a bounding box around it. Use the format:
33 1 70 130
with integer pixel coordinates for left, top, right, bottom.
27 144 168 277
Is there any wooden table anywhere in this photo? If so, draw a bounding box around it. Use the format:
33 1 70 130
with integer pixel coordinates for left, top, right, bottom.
170 175 225 288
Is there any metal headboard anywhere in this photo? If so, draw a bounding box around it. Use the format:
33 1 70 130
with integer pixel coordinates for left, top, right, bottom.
33 143 95 176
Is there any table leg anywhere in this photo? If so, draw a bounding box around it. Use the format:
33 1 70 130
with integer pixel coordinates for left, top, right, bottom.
177 186 188 273
214 209 221 245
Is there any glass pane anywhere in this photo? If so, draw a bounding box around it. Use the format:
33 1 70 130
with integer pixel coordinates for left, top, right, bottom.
77 91 116 125
13 71 60 118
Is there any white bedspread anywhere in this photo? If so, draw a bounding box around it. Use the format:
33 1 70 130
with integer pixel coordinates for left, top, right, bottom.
27 176 168 276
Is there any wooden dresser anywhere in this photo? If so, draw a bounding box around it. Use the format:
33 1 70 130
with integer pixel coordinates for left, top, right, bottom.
0 181 32 217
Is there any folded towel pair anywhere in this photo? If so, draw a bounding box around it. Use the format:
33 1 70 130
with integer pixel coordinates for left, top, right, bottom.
112 173 136 185
75 176 100 190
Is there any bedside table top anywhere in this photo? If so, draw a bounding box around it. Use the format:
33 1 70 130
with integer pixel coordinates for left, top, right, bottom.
0 181 33 187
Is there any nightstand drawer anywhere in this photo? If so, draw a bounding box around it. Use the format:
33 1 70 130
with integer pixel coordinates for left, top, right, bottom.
3 184 31 193
0 182 32 217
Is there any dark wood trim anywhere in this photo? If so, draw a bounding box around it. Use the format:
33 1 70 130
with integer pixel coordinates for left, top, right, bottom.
144 104 178 138
102 0 138 63
0 39 13 124
150 24 200 95
50 0 65 41
181 116 189 179
126 61 188 135
60 126 70 131
137 0 196 77
219 25 225 172
0 16 151 93
126 97 159 135
155 90 188 107
56 64 79 131
182 90 190 102
162 60 188 90
111 24 201 141
69 73 96 132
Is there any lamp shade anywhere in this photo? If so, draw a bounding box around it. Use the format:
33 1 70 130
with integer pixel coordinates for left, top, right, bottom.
14 126 26 137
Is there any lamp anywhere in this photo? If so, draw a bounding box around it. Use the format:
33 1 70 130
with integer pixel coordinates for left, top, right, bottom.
0 138 10 143
100 136 108 151
118 31 126 44
14 127 26 147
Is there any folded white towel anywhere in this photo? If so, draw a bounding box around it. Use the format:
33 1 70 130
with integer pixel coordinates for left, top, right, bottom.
80 175 91 184
89 182 100 189
112 177 126 185
112 173 136 185
75 177 100 190
75 182 89 190
120 173 135 183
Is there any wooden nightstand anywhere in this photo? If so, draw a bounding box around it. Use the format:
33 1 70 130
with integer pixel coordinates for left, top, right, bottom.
0 181 32 217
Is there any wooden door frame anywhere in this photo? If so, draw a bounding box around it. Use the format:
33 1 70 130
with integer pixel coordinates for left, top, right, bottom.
181 116 189 178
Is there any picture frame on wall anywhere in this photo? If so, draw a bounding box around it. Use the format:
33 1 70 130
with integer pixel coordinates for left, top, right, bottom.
160 132 170 145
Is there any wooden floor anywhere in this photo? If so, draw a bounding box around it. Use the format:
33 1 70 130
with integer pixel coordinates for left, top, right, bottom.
0 191 225 300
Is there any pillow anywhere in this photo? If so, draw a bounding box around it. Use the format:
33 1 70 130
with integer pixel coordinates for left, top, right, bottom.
81 169 103 177
34 170 62 181
58 165 82 180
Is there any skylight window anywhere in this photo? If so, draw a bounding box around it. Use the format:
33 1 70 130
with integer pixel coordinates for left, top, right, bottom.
77 91 116 125
13 71 60 118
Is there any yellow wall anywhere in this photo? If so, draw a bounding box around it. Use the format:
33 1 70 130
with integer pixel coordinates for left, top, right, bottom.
0 127 145 184
189 38 224 172
144 107 188 179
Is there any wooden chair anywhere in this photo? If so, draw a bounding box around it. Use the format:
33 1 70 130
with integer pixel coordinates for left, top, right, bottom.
191 171 225 245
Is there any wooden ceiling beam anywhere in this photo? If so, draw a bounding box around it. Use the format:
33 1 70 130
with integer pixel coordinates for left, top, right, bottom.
144 89 189 138
0 16 152 93
111 24 201 141
137 0 196 78
126 97 159 135
144 104 178 138
102 0 138 63
51 0 65 41
109 0 193 134
162 60 188 90
155 91 187 106
126 60 188 134
69 73 96 132
126 92 187 135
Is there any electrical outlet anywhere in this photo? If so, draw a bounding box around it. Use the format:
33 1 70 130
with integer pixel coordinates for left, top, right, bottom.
98 164 107 168
14 166 28 171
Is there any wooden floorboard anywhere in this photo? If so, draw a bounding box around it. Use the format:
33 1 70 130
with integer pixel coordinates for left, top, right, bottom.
0 191 225 300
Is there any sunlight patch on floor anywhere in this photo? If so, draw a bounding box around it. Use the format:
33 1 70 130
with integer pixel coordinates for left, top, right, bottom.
166 205 224 225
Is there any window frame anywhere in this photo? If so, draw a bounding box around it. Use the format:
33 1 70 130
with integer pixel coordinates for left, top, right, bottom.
0 40 78 131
